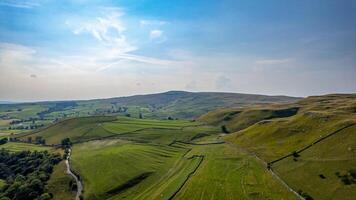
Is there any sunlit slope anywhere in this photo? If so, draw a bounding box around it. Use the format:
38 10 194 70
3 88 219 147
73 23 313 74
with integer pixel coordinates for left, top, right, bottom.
17 116 215 145
198 105 299 132
222 94 356 161
16 116 117 145
173 143 296 200
71 140 202 200
273 124 356 200
71 140 296 200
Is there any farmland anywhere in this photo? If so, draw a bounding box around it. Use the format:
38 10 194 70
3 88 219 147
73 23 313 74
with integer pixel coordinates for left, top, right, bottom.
0 93 354 199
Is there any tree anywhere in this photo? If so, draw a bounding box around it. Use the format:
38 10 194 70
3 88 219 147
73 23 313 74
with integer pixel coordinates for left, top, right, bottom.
61 138 71 148
221 125 229 133
139 113 143 119
0 138 8 145
37 193 51 200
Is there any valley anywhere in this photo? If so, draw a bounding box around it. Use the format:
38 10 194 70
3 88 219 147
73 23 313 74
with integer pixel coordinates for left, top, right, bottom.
0 93 355 199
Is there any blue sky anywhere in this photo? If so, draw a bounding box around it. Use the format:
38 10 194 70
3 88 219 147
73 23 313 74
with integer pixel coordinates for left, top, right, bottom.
0 0 355 101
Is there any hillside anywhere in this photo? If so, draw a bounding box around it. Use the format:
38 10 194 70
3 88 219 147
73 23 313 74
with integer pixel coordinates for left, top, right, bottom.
0 91 299 124
201 93 356 199
9 114 297 200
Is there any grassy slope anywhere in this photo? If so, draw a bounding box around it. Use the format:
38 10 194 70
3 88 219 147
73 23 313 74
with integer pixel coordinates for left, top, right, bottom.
48 161 76 200
18 116 209 145
17 116 117 145
197 94 356 199
223 94 356 161
198 105 299 133
65 115 295 200
71 140 201 200
0 142 52 152
273 124 356 200
174 143 296 200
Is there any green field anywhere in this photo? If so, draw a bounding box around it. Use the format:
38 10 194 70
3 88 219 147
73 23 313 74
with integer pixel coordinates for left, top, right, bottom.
5 93 354 200
65 116 296 200
71 140 202 200
48 161 76 200
223 94 356 162
272 124 356 200
173 143 295 199
0 142 52 152
17 116 214 145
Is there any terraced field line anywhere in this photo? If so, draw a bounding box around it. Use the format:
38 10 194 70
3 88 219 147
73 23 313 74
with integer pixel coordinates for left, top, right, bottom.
66 149 83 200
269 123 356 165
168 155 204 200
225 142 304 200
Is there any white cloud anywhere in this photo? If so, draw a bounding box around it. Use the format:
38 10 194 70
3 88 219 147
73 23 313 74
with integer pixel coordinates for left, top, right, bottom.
0 0 40 9
70 9 136 54
140 20 168 26
149 30 163 40
64 9 174 71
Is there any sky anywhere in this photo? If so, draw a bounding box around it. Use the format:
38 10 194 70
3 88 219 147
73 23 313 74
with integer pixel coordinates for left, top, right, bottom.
0 0 355 101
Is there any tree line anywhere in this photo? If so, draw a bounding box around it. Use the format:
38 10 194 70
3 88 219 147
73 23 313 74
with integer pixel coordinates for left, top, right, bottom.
0 149 62 200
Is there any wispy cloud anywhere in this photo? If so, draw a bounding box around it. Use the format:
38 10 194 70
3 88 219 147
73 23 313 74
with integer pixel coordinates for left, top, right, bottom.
150 30 163 40
65 8 173 71
0 0 40 9
140 20 168 26
69 9 136 54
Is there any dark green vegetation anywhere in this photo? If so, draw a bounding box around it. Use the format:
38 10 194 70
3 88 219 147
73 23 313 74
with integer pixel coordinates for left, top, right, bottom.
47 161 76 200
0 149 62 200
201 94 356 200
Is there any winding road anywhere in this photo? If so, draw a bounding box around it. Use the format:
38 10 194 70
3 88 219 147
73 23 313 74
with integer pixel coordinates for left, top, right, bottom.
65 149 83 200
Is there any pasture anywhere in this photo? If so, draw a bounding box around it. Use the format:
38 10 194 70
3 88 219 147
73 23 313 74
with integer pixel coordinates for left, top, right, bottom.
0 142 52 152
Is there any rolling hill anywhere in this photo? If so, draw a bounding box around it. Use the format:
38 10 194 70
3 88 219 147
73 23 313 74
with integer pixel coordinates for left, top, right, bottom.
200 93 356 199
0 91 299 123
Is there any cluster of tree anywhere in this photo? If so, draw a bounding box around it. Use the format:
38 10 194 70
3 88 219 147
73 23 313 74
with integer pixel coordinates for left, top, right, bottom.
221 125 230 133
9 124 44 131
37 102 77 119
93 106 129 115
9 118 37 125
25 137 46 145
0 149 62 200
0 138 7 145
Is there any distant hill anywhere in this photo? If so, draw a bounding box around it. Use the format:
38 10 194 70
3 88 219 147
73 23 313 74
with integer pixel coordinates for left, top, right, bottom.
83 91 300 119
0 91 300 121
0 101 18 104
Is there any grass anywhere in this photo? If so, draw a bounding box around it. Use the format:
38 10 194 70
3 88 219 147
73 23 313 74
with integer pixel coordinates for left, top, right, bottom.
17 116 117 145
18 116 213 145
47 161 76 200
272 124 356 200
172 143 296 200
71 140 201 200
0 179 5 190
71 139 296 200
0 142 52 152
0 129 25 139
224 94 356 162
198 106 299 133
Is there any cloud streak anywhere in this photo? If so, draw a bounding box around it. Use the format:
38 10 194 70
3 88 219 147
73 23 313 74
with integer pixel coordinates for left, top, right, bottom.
0 0 40 9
